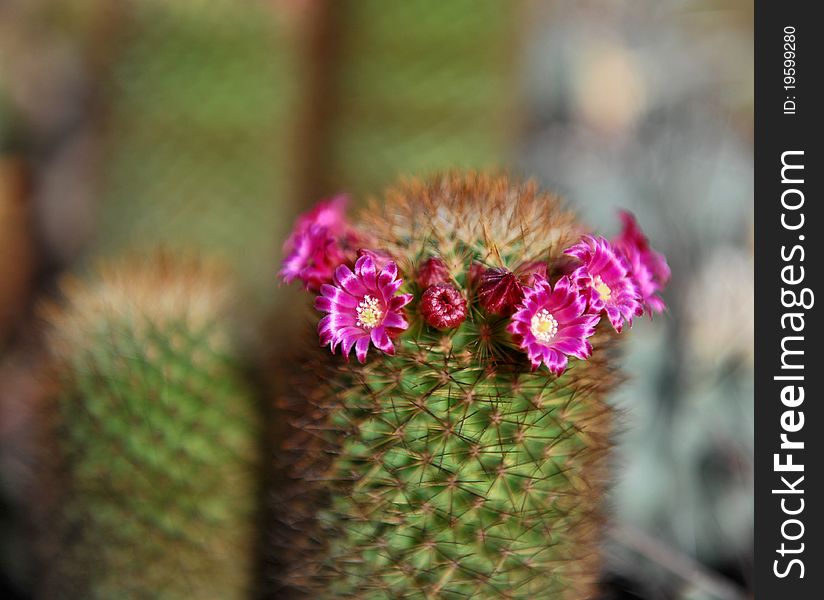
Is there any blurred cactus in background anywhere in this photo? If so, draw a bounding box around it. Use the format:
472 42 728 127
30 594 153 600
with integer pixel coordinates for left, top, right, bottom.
91 0 309 312
40 254 262 599
275 173 654 598
302 0 517 200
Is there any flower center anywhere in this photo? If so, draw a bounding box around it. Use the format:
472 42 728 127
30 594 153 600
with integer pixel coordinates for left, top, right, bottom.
593 275 612 302
530 309 559 343
356 294 383 329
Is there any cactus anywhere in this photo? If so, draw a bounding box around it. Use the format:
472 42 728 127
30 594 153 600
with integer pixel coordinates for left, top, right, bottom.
275 173 670 598
42 254 261 600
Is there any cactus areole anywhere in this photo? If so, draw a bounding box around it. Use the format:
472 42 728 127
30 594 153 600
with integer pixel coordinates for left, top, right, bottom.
279 173 670 598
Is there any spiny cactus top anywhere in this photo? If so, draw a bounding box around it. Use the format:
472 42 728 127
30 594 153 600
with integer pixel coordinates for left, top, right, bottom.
280 173 669 371
277 172 669 599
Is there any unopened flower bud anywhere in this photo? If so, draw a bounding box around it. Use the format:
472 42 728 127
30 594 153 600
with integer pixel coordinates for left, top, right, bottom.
477 268 524 316
420 284 467 330
416 257 451 288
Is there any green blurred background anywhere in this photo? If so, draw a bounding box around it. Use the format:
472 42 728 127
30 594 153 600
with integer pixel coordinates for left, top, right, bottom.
1 1 752 598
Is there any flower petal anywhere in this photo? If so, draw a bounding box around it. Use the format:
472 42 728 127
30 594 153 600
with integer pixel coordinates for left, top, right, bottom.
389 293 414 310
355 255 377 291
370 326 395 355
335 264 365 296
355 336 371 363
382 312 408 330
378 261 398 286
544 348 568 375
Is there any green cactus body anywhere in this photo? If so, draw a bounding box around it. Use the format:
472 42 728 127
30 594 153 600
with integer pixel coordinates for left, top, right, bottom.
282 174 618 599
44 255 261 600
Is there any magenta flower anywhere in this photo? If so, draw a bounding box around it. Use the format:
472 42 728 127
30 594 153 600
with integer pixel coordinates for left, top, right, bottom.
280 225 347 292
314 255 413 363
612 211 671 315
286 194 349 245
508 275 600 374
280 195 359 291
420 284 467 330
565 235 642 333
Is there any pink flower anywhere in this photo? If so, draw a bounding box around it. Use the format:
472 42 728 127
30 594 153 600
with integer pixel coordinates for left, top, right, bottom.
287 194 349 245
508 276 600 374
280 225 347 292
565 235 642 333
416 257 451 288
280 195 357 291
612 211 671 315
420 284 467 330
314 255 413 363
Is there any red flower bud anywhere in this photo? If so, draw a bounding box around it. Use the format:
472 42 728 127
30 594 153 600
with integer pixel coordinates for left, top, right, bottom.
420 284 467 330
477 268 524 316
416 256 451 288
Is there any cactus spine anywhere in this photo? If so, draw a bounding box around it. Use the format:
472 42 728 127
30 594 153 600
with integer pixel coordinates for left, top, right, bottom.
42 254 261 600
281 174 620 599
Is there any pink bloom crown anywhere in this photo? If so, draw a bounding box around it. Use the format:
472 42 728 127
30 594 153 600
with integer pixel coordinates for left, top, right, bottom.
279 176 670 375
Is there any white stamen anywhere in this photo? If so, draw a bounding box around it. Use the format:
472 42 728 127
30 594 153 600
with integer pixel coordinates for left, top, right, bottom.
530 309 559 343
356 295 383 329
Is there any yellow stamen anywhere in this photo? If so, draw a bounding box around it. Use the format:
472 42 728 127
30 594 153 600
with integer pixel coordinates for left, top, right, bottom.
593 275 612 302
530 309 558 343
356 294 383 329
